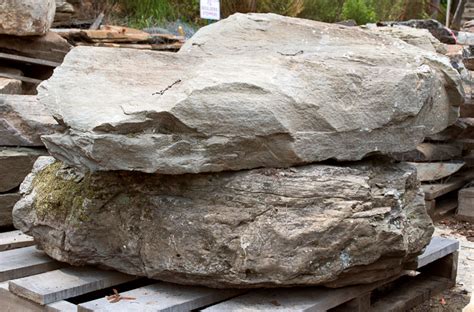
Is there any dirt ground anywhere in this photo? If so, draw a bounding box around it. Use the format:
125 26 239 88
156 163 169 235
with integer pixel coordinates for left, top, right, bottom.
410 216 474 311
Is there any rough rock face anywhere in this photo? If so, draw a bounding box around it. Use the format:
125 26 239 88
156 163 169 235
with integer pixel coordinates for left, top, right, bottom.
38 13 463 174
0 0 56 36
14 156 433 288
367 25 447 54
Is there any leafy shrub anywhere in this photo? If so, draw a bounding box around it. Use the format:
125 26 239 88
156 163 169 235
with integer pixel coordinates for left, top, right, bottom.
299 0 345 23
341 0 376 24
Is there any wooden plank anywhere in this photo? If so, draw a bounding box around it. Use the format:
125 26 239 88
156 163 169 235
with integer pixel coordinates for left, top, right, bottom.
417 237 459 268
432 196 458 218
201 286 369 312
370 275 452 312
0 230 35 251
0 282 43 312
0 73 42 85
9 267 137 305
0 246 62 282
78 282 243 312
422 179 468 200
46 300 78 312
0 282 76 312
0 52 61 68
457 187 474 221
89 12 105 30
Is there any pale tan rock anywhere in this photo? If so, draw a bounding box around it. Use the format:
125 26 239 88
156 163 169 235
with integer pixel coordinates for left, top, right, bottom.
0 0 56 36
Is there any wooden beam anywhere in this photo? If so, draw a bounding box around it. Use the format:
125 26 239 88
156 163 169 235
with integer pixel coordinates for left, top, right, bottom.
0 231 34 252
0 52 61 67
0 73 42 84
0 246 62 282
9 267 137 305
78 283 244 312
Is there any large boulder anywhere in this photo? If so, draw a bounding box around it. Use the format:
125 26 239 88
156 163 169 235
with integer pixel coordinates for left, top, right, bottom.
38 14 463 174
14 156 433 288
0 0 56 36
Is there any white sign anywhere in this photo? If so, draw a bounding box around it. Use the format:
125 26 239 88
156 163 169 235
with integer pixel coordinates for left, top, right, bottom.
200 0 220 20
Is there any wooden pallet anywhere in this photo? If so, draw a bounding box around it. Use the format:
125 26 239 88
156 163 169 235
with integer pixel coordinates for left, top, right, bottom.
423 169 474 219
0 230 459 312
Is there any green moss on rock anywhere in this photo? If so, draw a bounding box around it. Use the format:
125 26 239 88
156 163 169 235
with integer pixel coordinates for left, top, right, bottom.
33 162 96 224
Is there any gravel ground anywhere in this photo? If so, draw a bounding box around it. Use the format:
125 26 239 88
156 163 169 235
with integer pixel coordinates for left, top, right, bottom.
410 216 474 311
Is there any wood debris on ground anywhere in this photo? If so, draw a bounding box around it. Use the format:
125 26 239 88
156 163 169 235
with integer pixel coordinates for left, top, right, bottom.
106 288 136 303
52 25 185 52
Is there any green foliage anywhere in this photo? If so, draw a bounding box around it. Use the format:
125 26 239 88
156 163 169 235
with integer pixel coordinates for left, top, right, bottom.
107 0 439 29
108 0 200 28
341 0 376 24
257 0 304 17
299 0 345 23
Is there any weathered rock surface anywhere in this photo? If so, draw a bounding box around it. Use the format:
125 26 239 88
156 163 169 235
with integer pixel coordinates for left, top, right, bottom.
0 193 20 227
14 156 433 288
0 148 47 192
0 95 59 146
367 25 447 54
0 68 22 94
0 0 56 36
390 143 463 161
39 13 463 174
0 32 72 63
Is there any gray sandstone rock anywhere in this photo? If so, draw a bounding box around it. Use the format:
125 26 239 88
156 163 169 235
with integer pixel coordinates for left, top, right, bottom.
0 0 56 36
0 95 59 146
14 156 433 288
39 13 463 174
366 25 448 54
0 148 47 192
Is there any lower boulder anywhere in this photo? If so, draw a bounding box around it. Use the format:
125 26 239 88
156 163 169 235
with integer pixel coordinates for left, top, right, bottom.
14 157 433 288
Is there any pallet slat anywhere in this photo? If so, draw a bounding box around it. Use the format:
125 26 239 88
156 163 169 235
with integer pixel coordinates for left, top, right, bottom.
0 282 74 312
9 267 137 305
370 275 453 312
417 237 459 268
78 282 243 312
0 52 61 67
0 246 62 282
0 230 35 251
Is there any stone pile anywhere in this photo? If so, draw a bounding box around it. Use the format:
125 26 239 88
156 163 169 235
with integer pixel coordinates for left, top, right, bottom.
0 0 65 227
14 13 464 288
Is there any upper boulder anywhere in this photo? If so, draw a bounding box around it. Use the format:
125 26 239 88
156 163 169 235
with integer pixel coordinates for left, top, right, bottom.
0 0 56 36
39 13 464 174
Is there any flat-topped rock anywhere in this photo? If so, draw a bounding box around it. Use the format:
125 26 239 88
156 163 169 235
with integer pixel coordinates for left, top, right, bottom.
39 14 463 174
0 0 56 36
14 156 433 288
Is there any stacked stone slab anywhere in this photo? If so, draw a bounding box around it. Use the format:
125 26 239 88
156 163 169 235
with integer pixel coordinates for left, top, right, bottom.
0 1 60 227
14 13 464 288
